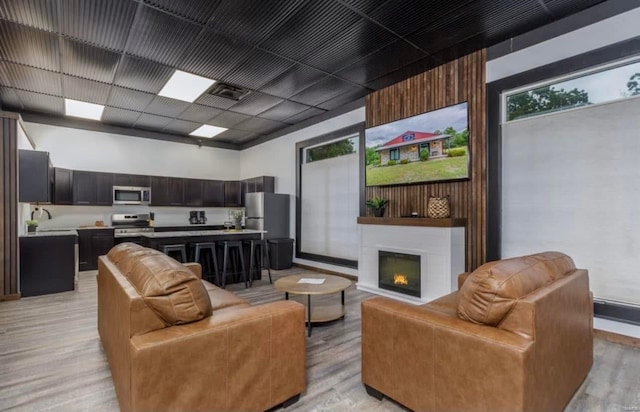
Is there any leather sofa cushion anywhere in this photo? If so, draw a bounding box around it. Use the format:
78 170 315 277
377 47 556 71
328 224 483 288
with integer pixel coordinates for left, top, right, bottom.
107 243 213 326
458 251 575 325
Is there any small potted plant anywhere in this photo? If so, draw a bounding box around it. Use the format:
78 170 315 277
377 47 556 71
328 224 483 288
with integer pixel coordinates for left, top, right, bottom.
26 220 38 233
230 210 243 230
366 197 389 218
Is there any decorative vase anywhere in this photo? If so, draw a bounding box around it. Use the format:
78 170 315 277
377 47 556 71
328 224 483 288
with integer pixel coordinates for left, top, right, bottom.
27 225 37 233
373 208 385 217
234 221 242 230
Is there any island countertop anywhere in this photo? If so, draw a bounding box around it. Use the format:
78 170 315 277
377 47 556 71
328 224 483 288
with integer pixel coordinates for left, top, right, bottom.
140 229 266 238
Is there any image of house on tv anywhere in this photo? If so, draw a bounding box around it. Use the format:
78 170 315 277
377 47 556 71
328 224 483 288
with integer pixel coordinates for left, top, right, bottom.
376 131 451 164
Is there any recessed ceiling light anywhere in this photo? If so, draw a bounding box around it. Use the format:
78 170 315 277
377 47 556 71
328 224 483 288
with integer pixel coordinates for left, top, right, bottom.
64 98 104 121
158 70 216 103
189 125 228 138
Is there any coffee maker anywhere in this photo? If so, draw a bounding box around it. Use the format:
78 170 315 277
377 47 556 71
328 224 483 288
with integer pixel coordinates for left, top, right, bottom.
189 210 207 224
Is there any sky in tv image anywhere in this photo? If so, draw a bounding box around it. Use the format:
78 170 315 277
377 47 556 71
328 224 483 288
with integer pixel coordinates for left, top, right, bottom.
365 102 468 148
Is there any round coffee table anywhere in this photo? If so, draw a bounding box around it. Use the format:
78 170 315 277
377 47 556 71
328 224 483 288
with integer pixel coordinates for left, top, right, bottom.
274 274 352 337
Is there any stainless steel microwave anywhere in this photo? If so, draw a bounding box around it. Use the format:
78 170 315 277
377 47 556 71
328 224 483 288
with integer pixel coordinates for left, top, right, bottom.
113 186 151 205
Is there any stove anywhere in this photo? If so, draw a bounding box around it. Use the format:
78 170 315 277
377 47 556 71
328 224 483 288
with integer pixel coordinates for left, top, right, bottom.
112 213 154 238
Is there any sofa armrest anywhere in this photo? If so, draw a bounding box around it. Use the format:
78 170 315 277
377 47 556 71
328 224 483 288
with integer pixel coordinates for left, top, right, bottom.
362 297 533 411
182 262 202 279
129 301 306 411
457 272 471 289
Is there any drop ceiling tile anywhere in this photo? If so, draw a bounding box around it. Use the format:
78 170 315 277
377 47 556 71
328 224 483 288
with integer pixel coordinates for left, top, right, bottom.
215 128 258 144
125 5 201 66
107 86 155 111
0 87 23 109
544 0 606 19
364 56 439 90
283 106 326 124
61 0 138 50
63 75 111 104
224 49 294 90
317 87 368 111
101 106 141 126
289 76 353 107
0 0 58 32
259 64 327 99
207 0 306 45
339 0 389 14
0 62 61 95
207 111 252 128
134 113 172 130
15 89 63 115
228 92 283 116
179 30 254 80
0 20 59 71
143 0 222 24
112 55 175 94
260 1 360 60
234 116 288 134
257 100 310 122
145 95 191 118
178 103 222 123
195 93 241 110
163 118 200 135
61 38 120 83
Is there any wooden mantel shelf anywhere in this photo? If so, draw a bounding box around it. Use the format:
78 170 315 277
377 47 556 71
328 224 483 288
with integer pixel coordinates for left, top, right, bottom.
357 217 466 228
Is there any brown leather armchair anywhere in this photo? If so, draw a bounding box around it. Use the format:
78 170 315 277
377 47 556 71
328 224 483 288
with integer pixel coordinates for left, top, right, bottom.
362 252 593 412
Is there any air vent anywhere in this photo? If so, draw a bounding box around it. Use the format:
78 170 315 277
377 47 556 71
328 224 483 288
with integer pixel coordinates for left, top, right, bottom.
207 83 251 101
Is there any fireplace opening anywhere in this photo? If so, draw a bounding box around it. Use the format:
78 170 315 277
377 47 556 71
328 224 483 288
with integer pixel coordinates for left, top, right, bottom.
379 251 421 298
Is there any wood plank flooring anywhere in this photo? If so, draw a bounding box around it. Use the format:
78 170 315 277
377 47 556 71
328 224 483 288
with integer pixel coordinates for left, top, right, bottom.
0 268 639 411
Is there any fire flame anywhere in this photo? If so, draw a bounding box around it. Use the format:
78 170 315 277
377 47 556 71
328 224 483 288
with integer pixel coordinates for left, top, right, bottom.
393 273 408 285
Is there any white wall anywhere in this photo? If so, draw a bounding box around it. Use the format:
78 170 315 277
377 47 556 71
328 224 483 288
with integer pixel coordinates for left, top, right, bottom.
23 122 241 179
240 107 365 276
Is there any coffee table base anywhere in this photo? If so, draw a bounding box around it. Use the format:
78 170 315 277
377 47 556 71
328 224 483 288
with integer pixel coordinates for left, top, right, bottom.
285 291 345 337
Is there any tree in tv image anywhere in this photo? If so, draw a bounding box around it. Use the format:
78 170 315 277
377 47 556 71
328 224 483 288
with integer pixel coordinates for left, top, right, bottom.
365 102 469 186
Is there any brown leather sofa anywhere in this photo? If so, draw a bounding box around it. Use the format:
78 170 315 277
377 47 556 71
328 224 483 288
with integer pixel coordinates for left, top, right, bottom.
97 242 306 412
362 251 593 412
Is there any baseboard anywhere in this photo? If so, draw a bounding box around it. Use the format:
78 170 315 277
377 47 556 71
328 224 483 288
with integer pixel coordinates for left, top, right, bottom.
0 293 21 301
594 301 640 326
292 263 358 281
594 329 640 348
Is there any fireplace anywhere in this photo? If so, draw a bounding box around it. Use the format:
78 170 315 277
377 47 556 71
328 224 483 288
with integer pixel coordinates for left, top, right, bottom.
378 251 421 298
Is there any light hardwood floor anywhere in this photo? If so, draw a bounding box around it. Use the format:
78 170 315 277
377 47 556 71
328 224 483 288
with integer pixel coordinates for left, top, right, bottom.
1 268 639 411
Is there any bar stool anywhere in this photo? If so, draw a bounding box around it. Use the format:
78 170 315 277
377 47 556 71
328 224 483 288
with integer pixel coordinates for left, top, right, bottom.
218 240 247 289
161 244 187 263
245 239 272 286
191 242 219 285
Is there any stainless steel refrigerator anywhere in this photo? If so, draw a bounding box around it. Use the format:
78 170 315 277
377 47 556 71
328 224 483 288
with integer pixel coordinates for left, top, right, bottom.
245 192 290 239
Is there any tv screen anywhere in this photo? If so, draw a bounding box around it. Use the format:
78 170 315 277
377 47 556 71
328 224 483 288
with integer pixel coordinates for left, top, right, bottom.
365 102 469 186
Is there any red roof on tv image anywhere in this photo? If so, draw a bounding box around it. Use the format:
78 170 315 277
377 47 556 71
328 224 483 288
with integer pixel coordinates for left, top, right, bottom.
381 131 445 148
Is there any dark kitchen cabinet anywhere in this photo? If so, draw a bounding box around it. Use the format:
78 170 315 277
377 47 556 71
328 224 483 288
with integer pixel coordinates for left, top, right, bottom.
96 173 113 205
113 173 150 187
150 176 184 206
224 181 242 207
203 180 225 207
73 171 95 205
167 178 184 206
54 168 73 205
244 176 275 193
78 228 114 271
19 150 52 203
183 179 203 207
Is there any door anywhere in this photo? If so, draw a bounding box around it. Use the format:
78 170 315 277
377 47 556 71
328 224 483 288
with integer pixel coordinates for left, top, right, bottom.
19 150 51 203
245 192 264 218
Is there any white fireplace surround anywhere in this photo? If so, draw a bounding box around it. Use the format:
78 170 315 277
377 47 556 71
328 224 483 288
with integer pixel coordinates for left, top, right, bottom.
357 222 465 304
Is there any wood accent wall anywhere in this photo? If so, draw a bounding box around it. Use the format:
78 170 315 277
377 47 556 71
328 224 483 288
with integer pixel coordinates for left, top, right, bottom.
365 50 487 271
0 113 19 300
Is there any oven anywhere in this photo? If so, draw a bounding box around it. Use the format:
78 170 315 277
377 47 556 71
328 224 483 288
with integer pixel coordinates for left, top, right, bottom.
113 186 151 205
112 213 154 245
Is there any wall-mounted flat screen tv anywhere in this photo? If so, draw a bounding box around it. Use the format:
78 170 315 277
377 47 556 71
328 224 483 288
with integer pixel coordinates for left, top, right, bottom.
365 102 469 186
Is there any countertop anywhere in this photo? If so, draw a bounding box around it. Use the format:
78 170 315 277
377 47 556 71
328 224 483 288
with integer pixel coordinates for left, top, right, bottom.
20 230 78 238
141 229 266 238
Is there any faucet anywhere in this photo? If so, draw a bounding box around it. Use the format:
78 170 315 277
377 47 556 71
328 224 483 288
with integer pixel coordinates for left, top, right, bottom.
31 207 52 220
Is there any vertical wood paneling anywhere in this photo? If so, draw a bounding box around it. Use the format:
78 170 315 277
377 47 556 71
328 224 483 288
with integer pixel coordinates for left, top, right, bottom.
365 50 487 271
0 115 19 300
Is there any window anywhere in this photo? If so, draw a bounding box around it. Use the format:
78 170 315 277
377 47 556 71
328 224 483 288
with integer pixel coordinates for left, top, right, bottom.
389 148 400 161
505 58 640 122
306 137 356 163
402 133 415 142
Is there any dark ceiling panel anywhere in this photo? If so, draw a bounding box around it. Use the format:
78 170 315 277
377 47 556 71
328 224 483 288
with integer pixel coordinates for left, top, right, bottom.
112 55 174 94
207 111 252 128
15 90 63 115
134 112 172 130
365 55 439 90
163 118 200 135
0 87 23 109
235 117 288 134
302 18 397 73
125 5 201 66
223 49 294 90
283 106 326 124
227 92 283 116
177 103 222 123
0 62 61 95
544 0 607 19
215 128 259 144
107 86 155 111
179 31 254 80
335 39 427 84
207 0 307 45
0 0 58 32
337 0 389 15
144 95 190 118
63 75 111 104
257 100 310 122
0 20 59 71
61 0 138 51
143 0 222 24
317 86 368 111
260 1 360 60
101 106 141 126
194 93 237 110
61 38 120 83
259 64 327 99
290 76 357 107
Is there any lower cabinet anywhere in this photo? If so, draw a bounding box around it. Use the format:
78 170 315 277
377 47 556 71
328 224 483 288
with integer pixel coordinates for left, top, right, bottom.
78 229 114 271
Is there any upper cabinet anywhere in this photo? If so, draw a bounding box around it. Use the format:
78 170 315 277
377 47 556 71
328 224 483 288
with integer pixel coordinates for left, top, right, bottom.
183 179 203 207
224 181 242 207
150 176 184 206
19 150 52 203
113 173 150 187
54 168 73 205
203 180 225 207
73 171 113 206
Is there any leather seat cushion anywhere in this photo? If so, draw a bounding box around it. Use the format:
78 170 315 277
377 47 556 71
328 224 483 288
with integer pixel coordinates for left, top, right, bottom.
458 251 575 325
107 243 213 326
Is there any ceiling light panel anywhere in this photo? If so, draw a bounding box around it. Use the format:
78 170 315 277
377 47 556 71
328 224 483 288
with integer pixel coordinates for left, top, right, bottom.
189 124 228 138
158 70 216 102
64 98 104 121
